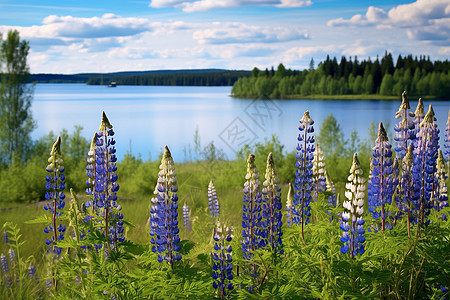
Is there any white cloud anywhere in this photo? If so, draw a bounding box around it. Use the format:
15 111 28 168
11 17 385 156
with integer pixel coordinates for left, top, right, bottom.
327 0 450 43
193 22 308 44
150 0 311 12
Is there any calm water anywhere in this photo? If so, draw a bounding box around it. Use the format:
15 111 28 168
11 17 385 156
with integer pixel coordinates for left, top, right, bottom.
32 84 450 162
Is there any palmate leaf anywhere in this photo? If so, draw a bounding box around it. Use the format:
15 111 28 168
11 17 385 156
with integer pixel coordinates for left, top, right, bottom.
24 214 53 224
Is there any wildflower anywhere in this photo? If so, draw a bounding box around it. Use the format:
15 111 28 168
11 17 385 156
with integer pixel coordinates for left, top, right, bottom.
208 180 220 219
444 109 450 174
394 91 415 160
183 202 192 232
212 224 233 299
312 143 327 202
261 152 283 254
8 249 15 266
28 264 37 280
242 154 264 259
325 171 337 207
294 110 314 244
44 136 66 255
1 253 9 275
3 230 7 244
286 183 294 227
434 150 448 212
414 104 440 225
341 153 366 258
368 123 396 232
149 146 182 266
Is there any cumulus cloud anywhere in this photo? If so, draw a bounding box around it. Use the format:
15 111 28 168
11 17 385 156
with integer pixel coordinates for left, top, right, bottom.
150 0 312 12
327 0 450 43
193 22 308 44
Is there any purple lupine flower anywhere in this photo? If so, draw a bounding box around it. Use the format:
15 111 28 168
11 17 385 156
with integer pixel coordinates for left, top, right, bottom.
87 112 123 249
212 225 234 299
341 153 366 258
294 110 314 245
414 104 440 225
368 123 396 232
412 98 425 141
208 180 220 219
28 264 37 280
44 136 66 255
261 152 283 254
286 183 294 227
150 146 182 267
3 230 7 245
312 143 327 202
242 154 265 259
183 202 192 232
1 254 9 275
444 109 450 176
8 249 15 266
434 150 449 213
394 91 415 160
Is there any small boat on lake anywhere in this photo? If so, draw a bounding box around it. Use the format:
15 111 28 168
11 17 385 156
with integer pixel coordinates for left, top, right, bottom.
108 81 117 87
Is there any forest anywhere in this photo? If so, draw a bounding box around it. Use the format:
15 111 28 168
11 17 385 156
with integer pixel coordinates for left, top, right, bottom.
231 52 450 99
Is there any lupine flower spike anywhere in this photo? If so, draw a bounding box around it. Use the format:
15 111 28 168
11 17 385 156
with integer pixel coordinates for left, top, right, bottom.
368 122 396 232
444 109 450 176
208 180 220 219
412 98 425 142
212 224 234 299
394 91 415 160
44 136 66 255
183 202 192 232
434 150 448 215
312 143 327 202
325 171 337 207
286 183 294 227
150 146 182 266
414 104 440 225
91 112 123 249
242 154 264 259
341 153 366 258
399 145 419 237
85 133 98 214
262 152 283 254
294 110 315 245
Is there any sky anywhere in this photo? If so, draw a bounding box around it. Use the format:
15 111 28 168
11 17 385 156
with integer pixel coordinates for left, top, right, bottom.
0 0 449 74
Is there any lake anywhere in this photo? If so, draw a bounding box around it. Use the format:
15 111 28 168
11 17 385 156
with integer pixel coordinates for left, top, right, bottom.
32 84 450 162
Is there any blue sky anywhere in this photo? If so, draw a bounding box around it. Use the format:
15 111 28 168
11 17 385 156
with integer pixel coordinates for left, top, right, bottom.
0 0 448 74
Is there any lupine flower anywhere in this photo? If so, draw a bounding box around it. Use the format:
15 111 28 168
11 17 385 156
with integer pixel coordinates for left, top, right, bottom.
414 104 440 225
183 202 192 232
208 180 220 219
3 230 7 244
8 249 15 266
412 98 425 140
212 224 233 299
325 171 337 207
242 154 264 259
150 146 182 266
434 150 449 213
294 110 315 244
28 264 37 280
86 112 123 249
312 143 327 202
394 91 415 160
368 123 396 232
444 109 450 175
1 254 9 275
341 153 366 258
286 182 294 227
44 136 66 255
261 152 283 254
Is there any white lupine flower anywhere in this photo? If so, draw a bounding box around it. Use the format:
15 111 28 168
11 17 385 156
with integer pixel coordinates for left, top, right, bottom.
356 207 364 215
357 199 364 207
345 191 353 200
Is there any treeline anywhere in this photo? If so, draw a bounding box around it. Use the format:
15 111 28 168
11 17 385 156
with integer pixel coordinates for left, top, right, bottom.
87 70 250 86
231 52 450 99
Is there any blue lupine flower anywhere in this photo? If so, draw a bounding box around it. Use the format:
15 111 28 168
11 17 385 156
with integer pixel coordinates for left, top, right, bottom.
414 104 440 225
1 254 9 275
3 230 7 245
44 136 66 255
262 152 283 254
241 154 265 259
294 110 315 244
434 150 449 213
341 153 366 258
286 183 294 227
212 224 234 299
150 146 182 267
208 180 220 219
412 98 425 140
394 91 415 160
312 144 327 202
8 249 15 266
86 112 123 250
368 123 396 232
183 202 192 232
28 264 37 280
